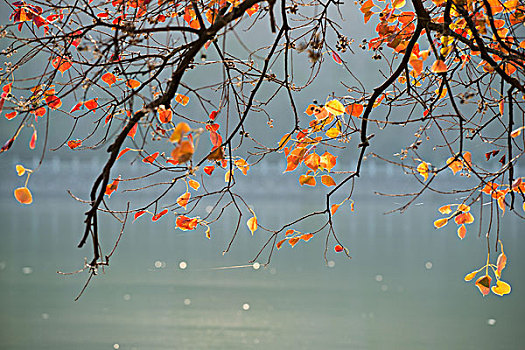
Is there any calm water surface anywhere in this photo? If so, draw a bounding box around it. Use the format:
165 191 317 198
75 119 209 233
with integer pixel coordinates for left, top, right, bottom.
0 173 524 350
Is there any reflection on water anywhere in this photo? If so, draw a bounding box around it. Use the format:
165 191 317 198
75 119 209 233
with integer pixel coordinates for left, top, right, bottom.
0 165 524 349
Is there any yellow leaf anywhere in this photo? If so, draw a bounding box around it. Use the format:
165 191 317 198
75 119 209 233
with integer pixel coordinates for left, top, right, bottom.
416 161 429 181
225 169 234 182
491 280 511 296
16 164 26 176
392 0 406 8
247 216 257 235
325 128 341 138
324 99 345 116
434 218 448 228
234 158 250 175
464 270 478 281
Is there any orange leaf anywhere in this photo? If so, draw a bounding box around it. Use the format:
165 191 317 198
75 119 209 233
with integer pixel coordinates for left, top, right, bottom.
321 175 336 187
454 212 474 225
464 270 478 281
304 153 320 171
14 187 33 204
246 3 259 16
152 209 169 221
70 102 83 113
105 175 121 197
204 165 215 175
433 218 448 228
133 210 147 222
45 95 62 109
175 93 189 106
128 123 138 139
320 151 337 172
285 229 294 236
299 175 316 186
345 103 364 117
276 238 286 249
177 192 191 209
447 157 463 175
235 158 250 175
84 98 98 112
289 237 300 247
126 79 140 89
475 275 492 296
158 105 173 123
169 122 190 143
331 204 340 215
142 151 159 164
188 179 200 190
300 233 314 242
101 72 117 87
67 139 82 149
430 59 448 73
247 216 257 235
510 126 524 138
457 224 466 239
438 205 452 214
497 196 506 214
334 244 344 253
170 140 194 164
176 215 199 230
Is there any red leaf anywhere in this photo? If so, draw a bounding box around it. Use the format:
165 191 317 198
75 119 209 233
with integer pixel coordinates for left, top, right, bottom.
152 209 169 221
45 95 62 110
117 147 131 159
67 139 82 149
334 244 344 253
133 210 146 222
128 123 138 139
332 51 342 65
29 130 37 149
5 111 17 120
70 102 83 113
1 137 15 153
204 165 215 175
142 151 159 164
101 72 117 87
84 98 98 112
209 110 218 120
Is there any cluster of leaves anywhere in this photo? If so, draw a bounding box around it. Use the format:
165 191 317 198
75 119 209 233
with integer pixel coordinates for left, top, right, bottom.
0 0 524 298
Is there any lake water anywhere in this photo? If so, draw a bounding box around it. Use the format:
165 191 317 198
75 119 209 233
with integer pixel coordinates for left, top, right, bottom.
0 160 524 349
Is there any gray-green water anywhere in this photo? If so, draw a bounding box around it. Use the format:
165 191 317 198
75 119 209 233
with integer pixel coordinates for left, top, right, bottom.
0 165 524 349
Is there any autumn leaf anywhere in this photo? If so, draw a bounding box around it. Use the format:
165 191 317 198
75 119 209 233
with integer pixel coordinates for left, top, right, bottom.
176 215 199 230
304 153 320 171
289 237 300 247
299 174 316 186
16 164 26 176
321 175 336 187
454 212 474 225
29 130 37 149
496 251 507 277
331 204 340 215
416 161 429 181
105 175 121 197
475 275 492 296
334 244 344 253
430 59 448 73
175 93 189 106
247 216 257 235
70 102 83 113
320 151 337 171
345 103 364 117
325 99 345 116
433 218 448 228
325 128 341 138
235 158 250 175
117 147 131 159
152 209 169 221
133 210 147 222
332 52 343 65
169 122 190 143
457 224 466 239
5 111 17 120
204 165 215 175
170 140 194 164
101 72 117 87
438 205 452 214
177 192 190 209
188 179 200 190
300 233 314 242
464 270 478 282
158 105 172 123
67 139 82 149
142 152 159 164
84 98 98 112
491 280 511 296
276 238 286 249
14 187 33 204
126 79 140 89
45 95 62 109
